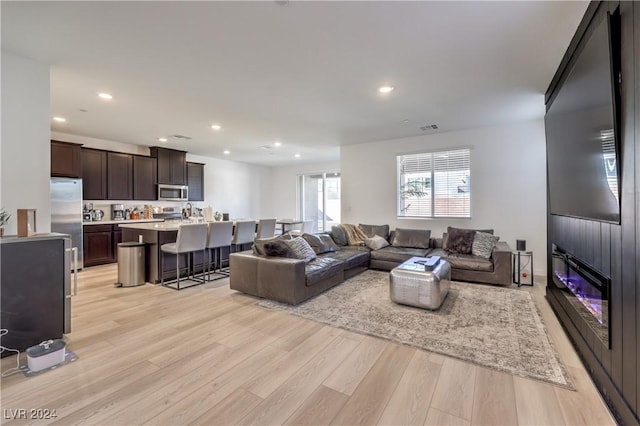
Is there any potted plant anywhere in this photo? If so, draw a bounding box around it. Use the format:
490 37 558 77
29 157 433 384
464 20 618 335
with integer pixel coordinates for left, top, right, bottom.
0 208 10 236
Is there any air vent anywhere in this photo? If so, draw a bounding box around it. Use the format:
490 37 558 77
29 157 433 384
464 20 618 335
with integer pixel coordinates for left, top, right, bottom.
171 134 192 140
260 145 273 150
419 124 439 131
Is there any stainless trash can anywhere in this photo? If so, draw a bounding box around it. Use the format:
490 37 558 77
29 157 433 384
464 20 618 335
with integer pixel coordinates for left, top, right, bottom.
116 242 146 287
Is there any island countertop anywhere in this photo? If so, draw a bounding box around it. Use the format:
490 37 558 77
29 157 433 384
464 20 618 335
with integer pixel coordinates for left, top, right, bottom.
118 221 184 231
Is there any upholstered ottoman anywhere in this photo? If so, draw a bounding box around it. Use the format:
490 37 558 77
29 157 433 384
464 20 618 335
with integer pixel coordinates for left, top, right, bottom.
390 256 451 310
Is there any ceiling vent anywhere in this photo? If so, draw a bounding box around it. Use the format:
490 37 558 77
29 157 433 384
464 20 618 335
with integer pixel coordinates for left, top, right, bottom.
171 134 192 140
260 145 273 150
419 124 439 131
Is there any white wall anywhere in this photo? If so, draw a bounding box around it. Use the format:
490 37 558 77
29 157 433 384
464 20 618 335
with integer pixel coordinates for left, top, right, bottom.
267 161 340 219
341 119 547 275
51 132 271 220
1 50 51 234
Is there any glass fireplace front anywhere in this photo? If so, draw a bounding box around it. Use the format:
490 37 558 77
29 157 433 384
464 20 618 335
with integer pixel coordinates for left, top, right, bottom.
552 245 610 347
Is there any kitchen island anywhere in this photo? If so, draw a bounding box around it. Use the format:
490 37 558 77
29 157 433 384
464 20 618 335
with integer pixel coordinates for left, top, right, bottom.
120 221 218 283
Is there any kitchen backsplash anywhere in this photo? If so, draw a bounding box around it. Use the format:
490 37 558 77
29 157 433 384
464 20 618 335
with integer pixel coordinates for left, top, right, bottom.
85 200 209 221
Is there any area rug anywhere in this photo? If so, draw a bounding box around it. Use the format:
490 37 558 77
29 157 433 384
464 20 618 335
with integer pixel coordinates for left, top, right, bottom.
258 270 574 389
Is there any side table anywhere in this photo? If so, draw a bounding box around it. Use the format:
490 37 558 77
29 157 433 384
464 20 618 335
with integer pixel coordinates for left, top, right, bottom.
512 250 533 286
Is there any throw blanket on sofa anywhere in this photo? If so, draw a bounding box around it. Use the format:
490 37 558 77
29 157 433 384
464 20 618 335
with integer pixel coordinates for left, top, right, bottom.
342 224 368 246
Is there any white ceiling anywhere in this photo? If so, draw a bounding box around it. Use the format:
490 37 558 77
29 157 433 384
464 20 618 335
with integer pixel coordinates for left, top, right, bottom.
2 1 588 166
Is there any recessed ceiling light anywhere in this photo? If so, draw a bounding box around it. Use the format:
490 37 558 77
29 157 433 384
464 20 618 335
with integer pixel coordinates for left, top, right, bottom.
98 93 113 100
273 141 282 147
378 85 394 94
52 117 66 122
223 150 230 155
211 124 222 131
158 137 167 142
294 153 301 158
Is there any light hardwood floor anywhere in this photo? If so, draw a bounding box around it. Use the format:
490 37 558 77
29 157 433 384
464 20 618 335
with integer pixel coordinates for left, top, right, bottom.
1 264 617 425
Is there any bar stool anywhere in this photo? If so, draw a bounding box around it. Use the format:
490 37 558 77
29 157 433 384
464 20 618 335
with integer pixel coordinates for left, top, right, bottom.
160 223 208 290
232 220 257 253
256 218 276 239
206 221 234 281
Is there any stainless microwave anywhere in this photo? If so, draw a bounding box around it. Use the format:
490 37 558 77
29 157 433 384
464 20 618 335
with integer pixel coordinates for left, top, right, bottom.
158 184 188 201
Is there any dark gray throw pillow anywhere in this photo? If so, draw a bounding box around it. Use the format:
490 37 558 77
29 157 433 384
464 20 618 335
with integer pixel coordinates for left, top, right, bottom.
301 233 339 254
263 239 296 258
359 224 390 241
330 225 349 246
444 227 476 254
391 228 431 249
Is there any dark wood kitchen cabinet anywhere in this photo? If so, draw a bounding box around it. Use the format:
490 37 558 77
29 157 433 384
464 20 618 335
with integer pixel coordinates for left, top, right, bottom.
107 152 133 200
51 141 82 177
150 147 187 185
81 148 107 200
83 224 113 266
133 155 157 200
187 162 204 201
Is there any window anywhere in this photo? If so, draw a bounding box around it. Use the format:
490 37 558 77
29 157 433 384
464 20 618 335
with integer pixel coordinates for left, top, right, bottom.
298 172 341 233
397 148 471 218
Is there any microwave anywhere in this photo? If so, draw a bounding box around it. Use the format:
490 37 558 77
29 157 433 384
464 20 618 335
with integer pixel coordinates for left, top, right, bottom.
158 184 188 201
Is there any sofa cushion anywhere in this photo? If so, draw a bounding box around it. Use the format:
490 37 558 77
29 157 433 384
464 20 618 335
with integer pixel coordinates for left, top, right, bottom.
330 225 349 246
325 248 370 269
364 235 390 250
370 246 430 263
263 239 296 258
444 253 493 272
444 227 476 254
305 257 344 286
472 232 499 258
301 233 339 254
391 228 431 249
359 224 390 240
285 237 317 262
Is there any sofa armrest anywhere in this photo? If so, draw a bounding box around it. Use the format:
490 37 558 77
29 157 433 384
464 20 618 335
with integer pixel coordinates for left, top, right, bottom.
257 257 306 304
491 241 513 285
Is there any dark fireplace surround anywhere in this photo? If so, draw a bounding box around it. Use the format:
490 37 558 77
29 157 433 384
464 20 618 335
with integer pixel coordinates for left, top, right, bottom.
550 244 611 348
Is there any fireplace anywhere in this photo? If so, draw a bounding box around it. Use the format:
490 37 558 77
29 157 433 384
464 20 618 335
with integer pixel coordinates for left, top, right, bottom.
551 245 610 347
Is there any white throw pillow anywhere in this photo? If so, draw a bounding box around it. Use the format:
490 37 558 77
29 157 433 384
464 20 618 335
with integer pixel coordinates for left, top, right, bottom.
364 235 390 251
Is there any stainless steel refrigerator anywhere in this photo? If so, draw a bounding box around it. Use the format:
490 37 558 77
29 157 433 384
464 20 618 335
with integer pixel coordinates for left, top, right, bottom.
51 177 83 270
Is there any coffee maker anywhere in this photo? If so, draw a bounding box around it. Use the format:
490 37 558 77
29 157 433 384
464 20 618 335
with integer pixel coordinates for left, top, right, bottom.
112 204 125 221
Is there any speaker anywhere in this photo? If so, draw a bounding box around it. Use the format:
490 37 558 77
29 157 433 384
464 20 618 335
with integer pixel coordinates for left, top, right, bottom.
516 239 526 251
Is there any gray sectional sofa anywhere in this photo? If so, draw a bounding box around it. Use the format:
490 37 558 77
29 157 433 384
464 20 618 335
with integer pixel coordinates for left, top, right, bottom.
229 225 513 305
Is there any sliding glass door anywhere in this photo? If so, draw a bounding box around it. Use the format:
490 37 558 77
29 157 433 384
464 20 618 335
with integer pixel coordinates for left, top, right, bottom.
298 172 341 233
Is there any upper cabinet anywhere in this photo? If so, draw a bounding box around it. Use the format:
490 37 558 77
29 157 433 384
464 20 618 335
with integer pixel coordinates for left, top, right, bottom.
150 147 186 185
187 162 205 201
107 152 133 200
81 148 108 200
51 141 82 177
133 155 157 201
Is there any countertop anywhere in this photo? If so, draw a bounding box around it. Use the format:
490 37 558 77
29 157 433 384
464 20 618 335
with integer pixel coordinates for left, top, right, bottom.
83 219 164 226
0 232 71 244
118 221 184 231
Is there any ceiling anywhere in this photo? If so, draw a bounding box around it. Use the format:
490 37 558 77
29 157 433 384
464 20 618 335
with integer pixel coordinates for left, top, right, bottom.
1 1 588 166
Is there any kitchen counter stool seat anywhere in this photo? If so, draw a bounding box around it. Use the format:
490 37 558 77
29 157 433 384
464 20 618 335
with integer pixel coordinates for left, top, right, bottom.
206 221 234 281
160 223 208 290
232 220 257 253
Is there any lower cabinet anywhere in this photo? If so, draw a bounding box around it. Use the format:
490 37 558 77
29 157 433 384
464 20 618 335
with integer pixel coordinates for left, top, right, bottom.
83 224 122 266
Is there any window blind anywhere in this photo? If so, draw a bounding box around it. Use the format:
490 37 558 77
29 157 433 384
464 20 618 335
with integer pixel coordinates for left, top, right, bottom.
397 148 471 218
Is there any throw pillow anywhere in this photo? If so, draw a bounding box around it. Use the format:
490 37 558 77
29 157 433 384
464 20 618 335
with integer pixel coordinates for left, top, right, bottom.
301 233 339 254
359 224 390 241
253 236 277 255
444 227 476 254
472 231 500 258
263 239 296 258
391 228 431 249
341 224 369 245
331 225 349 246
364 235 390 250
284 237 317 263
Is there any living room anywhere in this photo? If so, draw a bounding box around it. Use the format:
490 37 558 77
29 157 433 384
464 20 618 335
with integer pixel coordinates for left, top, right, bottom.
2 1 639 425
